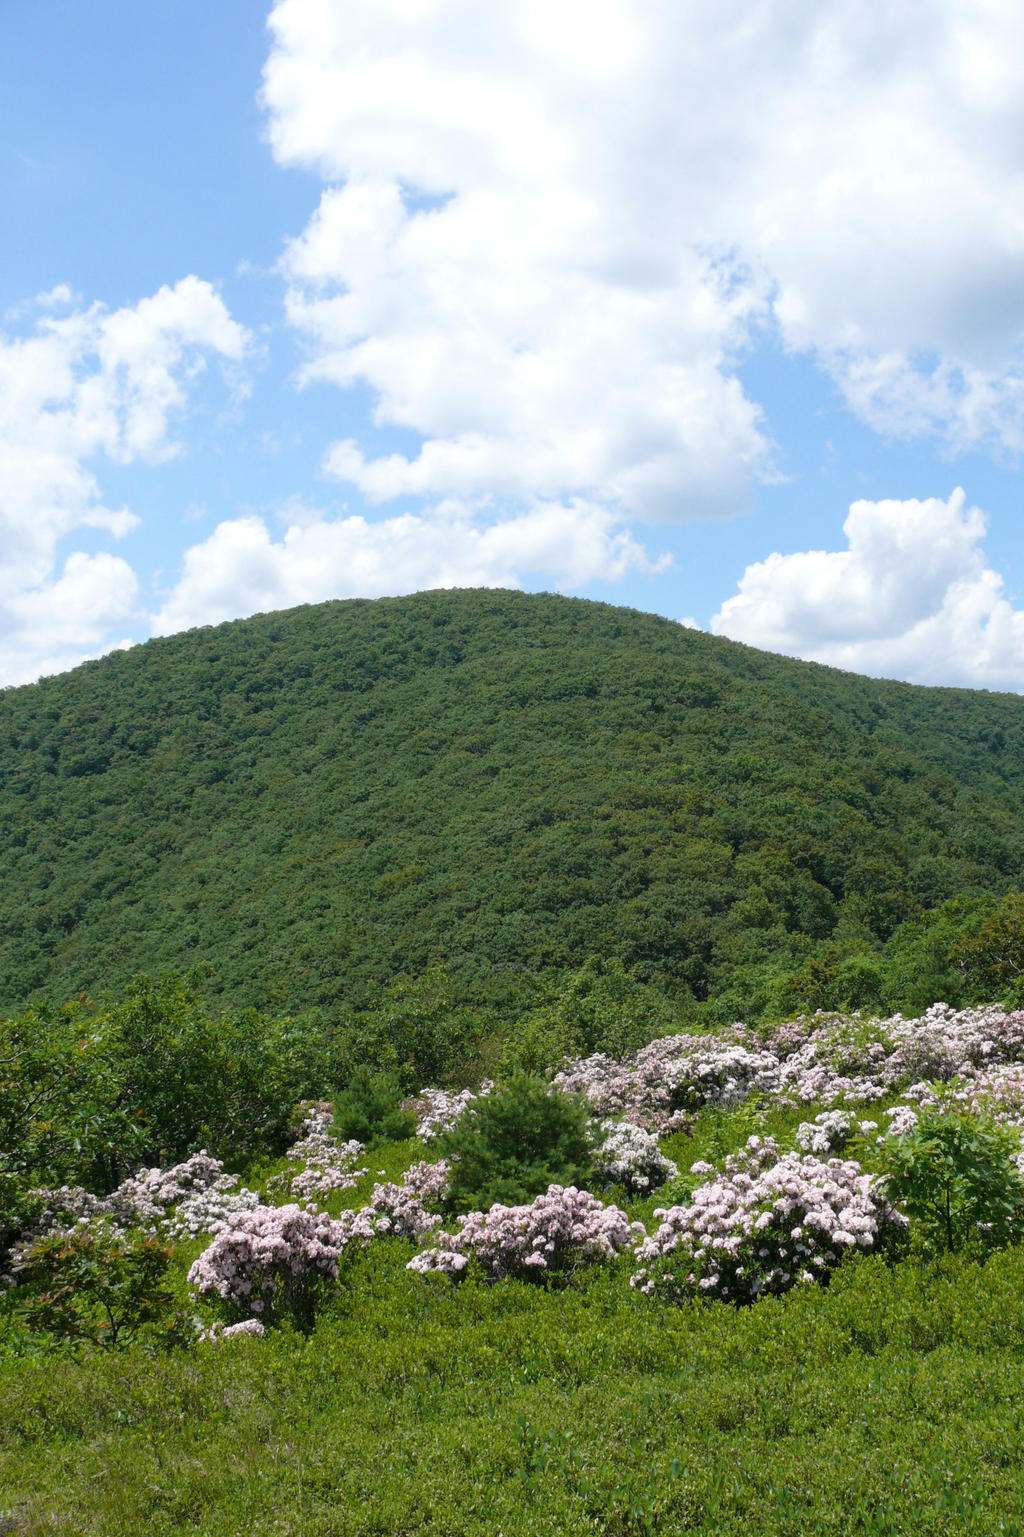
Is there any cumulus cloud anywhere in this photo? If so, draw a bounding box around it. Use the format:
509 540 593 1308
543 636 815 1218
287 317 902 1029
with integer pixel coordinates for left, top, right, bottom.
151 497 667 636
710 489 1024 690
0 278 249 685
262 0 1024 512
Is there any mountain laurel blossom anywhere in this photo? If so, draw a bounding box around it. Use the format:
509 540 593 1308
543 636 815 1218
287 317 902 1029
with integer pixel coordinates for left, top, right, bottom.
26 1152 234 1242
188 1201 380 1328
363 1181 442 1240
787 1112 867 1149
408 1184 643 1283
553 1006 1024 1125
166 1178 262 1240
630 1136 906 1306
399 1159 451 1204
269 1106 367 1201
199 1318 266 1342
592 1119 678 1193
413 1084 494 1141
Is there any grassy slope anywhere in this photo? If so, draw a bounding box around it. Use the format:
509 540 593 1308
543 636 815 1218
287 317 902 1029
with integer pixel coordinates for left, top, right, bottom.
4 1110 1024 1536
1 587 1024 1014
5 1240 1024 1535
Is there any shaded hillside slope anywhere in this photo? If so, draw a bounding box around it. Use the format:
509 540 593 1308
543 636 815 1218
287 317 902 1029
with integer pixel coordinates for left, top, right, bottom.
1 588 1023 1014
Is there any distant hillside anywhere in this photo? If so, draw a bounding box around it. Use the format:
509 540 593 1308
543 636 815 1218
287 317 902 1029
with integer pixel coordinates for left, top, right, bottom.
2 587 1024 1016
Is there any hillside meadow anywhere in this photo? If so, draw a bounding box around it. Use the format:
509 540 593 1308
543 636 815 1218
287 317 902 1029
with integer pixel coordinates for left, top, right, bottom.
6 980 1024 1534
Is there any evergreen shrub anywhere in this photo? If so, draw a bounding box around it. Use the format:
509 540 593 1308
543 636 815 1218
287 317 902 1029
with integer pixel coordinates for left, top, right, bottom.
437 1074 594 1212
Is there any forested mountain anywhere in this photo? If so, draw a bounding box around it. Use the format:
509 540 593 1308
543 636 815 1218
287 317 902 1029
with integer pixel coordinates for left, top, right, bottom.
2 586 1024 1019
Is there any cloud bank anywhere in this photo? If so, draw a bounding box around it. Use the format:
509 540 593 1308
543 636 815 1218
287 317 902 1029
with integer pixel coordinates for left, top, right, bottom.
263 0 1024 499
0 279 248 685
14 4 1024 687
152 497 666 636
711 489 1024 690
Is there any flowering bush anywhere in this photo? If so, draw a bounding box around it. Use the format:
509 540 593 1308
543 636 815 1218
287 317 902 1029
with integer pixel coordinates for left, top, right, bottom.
363 1181 442 1240
413 1083 493 1141
166 1177 261 1240
21 1184 106 1231
24 1152 238 1242
551 1006 1024 1130
409 1184 643 1283
105 1151 230 1227
400 1159 451 1205
592 1120 678 1194
630 1137 906 1306
269 1105 367 1202
794 1111 860 1155
199 1317 266 1343
188 1202 374 1330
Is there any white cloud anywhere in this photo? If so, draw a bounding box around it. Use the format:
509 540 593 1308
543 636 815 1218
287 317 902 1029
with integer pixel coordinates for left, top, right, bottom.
151 498 667 636
2 552 139 688
0 277 250 686
710 488 1024 690
263 0 1024 507
264 2 773 524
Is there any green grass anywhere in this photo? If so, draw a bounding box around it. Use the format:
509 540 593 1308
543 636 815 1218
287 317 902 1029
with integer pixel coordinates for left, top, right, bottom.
5 1235 1024 1534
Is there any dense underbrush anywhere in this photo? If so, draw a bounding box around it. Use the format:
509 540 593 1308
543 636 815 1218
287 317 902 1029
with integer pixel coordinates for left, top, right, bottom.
7 993 1024 1533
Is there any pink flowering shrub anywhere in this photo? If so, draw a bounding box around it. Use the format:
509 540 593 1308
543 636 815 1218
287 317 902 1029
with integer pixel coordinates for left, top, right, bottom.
400 1159 451 1204
592 1120 678 1194
551 1006 1024 1127
199 1318 266 1343
630 1136 906 1306
408 1184 643 1284
188 1202 374 1330
793 1111 875 1155
269 1105 367 1202
23 1185 106 1231
363 1181 442 1240
106 1151 230 1226
413 1083 494 1141
166 1178 261 1240
553 1034 727 1128
26 1152 235 1242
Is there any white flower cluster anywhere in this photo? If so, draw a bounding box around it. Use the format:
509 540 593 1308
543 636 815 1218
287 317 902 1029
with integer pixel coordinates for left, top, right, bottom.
106 1151 231 1227
408 1184 643 1282
873 1059 1024 1151
553 1006 1024 1126
399 1159 451 1204
166 1178 261 1240
553 1034 722 1128
188 1202 369 1319
592 1119 678 1194
413 1083 493 1141
199 1318 266 1343
794 1111 855 1155
765 1004 1024 1106
362 1181 442 1240
24 1185 106 1230
26 1152 233 1239
270 1105 367 1202
629 1136 906 1305
882 1105 922 1139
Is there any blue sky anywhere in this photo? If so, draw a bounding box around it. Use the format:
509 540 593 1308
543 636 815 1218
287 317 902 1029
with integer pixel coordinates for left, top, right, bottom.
4 1 1024 688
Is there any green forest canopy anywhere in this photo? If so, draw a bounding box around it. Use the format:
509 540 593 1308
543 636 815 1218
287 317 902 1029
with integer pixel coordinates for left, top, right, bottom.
2 586 1024 1024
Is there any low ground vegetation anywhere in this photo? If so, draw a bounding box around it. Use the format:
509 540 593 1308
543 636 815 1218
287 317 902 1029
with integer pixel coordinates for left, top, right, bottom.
7 986 1024 1531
